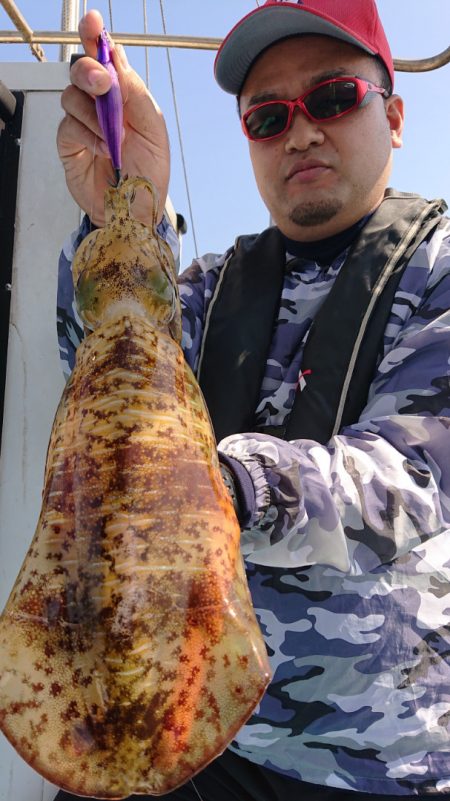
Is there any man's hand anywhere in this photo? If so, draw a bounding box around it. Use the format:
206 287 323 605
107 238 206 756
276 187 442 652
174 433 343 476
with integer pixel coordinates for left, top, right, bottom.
57 10 170 227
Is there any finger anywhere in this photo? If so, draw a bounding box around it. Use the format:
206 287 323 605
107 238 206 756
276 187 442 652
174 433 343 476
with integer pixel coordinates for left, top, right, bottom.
70 54 112 96
108 42 132 106
78 10 104 58
61 84 104 138
111 50 161 132
124 78 166 142
110 41 130 71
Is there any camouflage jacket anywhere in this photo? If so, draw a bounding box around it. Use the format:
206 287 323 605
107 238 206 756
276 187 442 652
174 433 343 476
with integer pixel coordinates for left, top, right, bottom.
58 207 450 796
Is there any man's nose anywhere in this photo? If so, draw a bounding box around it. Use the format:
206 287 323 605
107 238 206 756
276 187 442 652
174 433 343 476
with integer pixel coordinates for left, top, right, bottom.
284 106 325 151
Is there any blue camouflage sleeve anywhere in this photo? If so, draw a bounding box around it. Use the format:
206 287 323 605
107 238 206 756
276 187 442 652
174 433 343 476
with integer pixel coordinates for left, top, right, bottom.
178 249 231 373
221 222 450 573
57 215 90 379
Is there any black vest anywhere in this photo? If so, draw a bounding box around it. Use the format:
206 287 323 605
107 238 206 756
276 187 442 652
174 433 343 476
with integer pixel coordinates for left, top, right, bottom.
197 191 447 444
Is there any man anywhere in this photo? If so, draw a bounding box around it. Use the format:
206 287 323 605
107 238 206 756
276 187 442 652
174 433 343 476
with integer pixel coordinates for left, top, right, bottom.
56 1 450 799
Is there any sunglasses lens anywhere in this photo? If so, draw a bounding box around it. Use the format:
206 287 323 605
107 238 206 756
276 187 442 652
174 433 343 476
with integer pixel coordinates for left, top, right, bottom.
306 80 358 120
244 103 289 140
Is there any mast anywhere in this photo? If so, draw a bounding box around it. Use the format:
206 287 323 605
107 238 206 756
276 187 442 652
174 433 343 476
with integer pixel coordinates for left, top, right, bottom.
60 0 79 62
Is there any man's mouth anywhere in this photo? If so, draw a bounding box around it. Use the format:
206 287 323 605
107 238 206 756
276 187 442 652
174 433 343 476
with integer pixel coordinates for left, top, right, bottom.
286 160 332 184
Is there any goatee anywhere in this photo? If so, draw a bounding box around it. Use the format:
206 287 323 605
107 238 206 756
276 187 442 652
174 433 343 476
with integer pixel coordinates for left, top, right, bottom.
289 199 343 228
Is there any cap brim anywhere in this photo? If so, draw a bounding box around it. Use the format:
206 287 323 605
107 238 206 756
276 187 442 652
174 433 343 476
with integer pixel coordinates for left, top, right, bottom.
214 4 375 95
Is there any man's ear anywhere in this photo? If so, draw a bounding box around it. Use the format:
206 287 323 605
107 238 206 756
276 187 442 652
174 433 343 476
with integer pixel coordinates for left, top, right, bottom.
386 94 404 149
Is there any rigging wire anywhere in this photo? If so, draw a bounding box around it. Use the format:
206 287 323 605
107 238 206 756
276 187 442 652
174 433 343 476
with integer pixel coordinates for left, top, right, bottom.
158 0 199 258
142 0 150 89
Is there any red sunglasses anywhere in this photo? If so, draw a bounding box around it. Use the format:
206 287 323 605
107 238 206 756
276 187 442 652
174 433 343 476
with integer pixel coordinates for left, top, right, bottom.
242 76 389 142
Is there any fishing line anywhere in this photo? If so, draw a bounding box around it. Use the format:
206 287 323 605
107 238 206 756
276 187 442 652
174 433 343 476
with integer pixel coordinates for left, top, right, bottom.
89 134 98 232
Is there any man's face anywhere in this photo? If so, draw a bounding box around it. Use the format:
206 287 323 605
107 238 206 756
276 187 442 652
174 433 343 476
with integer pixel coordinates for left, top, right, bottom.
239 36 404 241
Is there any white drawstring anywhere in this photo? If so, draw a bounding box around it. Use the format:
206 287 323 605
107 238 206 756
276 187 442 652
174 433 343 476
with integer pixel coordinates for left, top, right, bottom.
190 778 206 801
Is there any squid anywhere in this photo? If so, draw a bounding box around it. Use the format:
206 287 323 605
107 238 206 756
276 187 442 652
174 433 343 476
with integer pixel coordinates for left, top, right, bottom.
0 177 271 798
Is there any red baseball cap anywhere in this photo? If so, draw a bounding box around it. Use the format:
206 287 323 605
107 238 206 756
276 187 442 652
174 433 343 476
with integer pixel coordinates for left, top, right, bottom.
214 0 394 94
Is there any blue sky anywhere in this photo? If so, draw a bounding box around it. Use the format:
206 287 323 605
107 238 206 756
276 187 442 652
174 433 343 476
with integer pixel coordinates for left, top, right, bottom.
1 0 449 266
